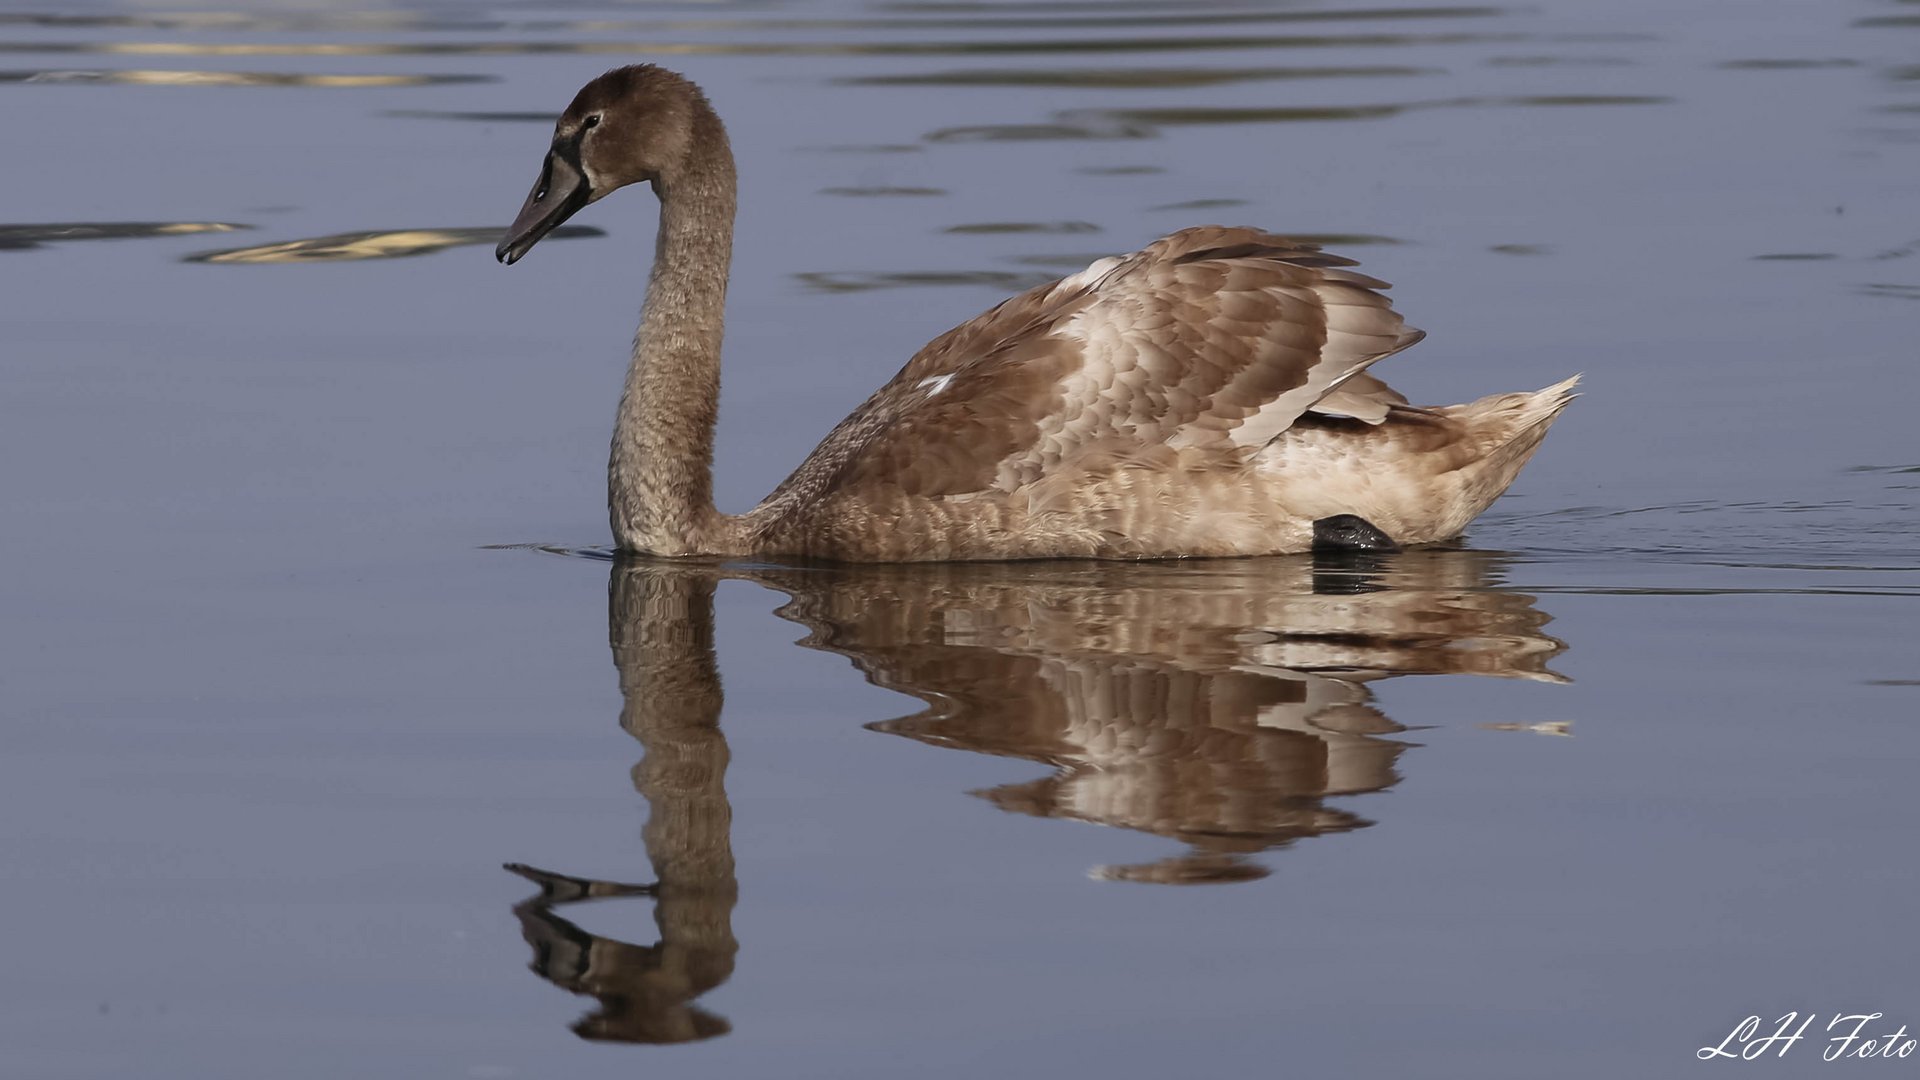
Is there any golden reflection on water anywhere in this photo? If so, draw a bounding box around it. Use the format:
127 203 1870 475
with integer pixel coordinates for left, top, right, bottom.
512 553 1563 1040
0 6 1509 34
1 69 487 87
185 226 601 264
0 11 511 31
0 220 244 251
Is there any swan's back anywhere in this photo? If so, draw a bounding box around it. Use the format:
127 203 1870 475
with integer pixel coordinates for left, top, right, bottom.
745 227 1495 560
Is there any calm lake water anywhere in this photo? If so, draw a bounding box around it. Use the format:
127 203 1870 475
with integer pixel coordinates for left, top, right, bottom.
3 0 1917 1075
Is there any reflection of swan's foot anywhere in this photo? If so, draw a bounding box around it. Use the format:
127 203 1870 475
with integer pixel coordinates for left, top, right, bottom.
1311 514 1401 553
504 862 657 904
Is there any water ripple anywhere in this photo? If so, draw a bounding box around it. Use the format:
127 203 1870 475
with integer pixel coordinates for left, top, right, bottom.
0 32 1533 59
794 269 1057 292
944 221 1102 234
926 94 1672 141
838 64 1443 89
818 186 947 197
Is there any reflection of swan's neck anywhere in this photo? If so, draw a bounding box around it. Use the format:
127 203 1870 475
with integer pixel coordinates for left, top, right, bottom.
612 567 736 909
617 571 736 985
610 100 737 556
609 565 738 1042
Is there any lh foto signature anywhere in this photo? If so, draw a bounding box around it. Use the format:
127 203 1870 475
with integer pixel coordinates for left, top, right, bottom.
1699 1013 1916 1062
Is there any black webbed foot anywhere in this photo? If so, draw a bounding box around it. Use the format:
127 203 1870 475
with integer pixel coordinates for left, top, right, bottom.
1311 514 1401 554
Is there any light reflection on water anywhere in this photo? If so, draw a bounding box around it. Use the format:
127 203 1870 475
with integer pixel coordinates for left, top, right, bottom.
0 69 493 87
184 226 603 264
0 31 1565 59
0 220 245 250
0 5 1512 34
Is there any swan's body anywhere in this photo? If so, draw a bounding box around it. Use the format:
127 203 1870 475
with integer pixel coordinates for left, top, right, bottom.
497 65 1576 562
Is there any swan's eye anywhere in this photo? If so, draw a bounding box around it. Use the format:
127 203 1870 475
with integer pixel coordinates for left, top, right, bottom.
583 114 601 130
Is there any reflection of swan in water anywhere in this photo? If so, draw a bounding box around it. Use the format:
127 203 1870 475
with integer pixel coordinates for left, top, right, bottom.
508 565 737 1043
506 549 1564 1043
747 550 1565 883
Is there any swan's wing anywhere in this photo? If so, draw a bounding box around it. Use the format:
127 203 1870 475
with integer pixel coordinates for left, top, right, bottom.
768 227 1424 504
1307 371 1412 424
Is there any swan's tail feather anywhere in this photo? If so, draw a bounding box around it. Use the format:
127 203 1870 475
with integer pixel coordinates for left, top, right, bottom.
1444 375 1580 528
1513 374 1582 435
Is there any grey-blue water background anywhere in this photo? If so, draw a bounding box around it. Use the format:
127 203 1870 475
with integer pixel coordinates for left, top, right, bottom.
3 0 1917 1075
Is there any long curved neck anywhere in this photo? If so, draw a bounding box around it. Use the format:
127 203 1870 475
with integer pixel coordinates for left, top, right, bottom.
610 101 737 555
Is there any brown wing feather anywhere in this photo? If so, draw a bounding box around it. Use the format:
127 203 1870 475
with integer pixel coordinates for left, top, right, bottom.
760 227 1423 509
1309 371 1415 424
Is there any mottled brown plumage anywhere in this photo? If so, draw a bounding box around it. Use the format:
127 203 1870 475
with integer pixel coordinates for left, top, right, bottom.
497 65 1578 561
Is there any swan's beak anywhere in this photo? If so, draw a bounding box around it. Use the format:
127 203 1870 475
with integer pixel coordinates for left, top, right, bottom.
497 150 591 265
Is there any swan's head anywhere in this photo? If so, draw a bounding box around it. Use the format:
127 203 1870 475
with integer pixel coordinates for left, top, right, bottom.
496 65 704 266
